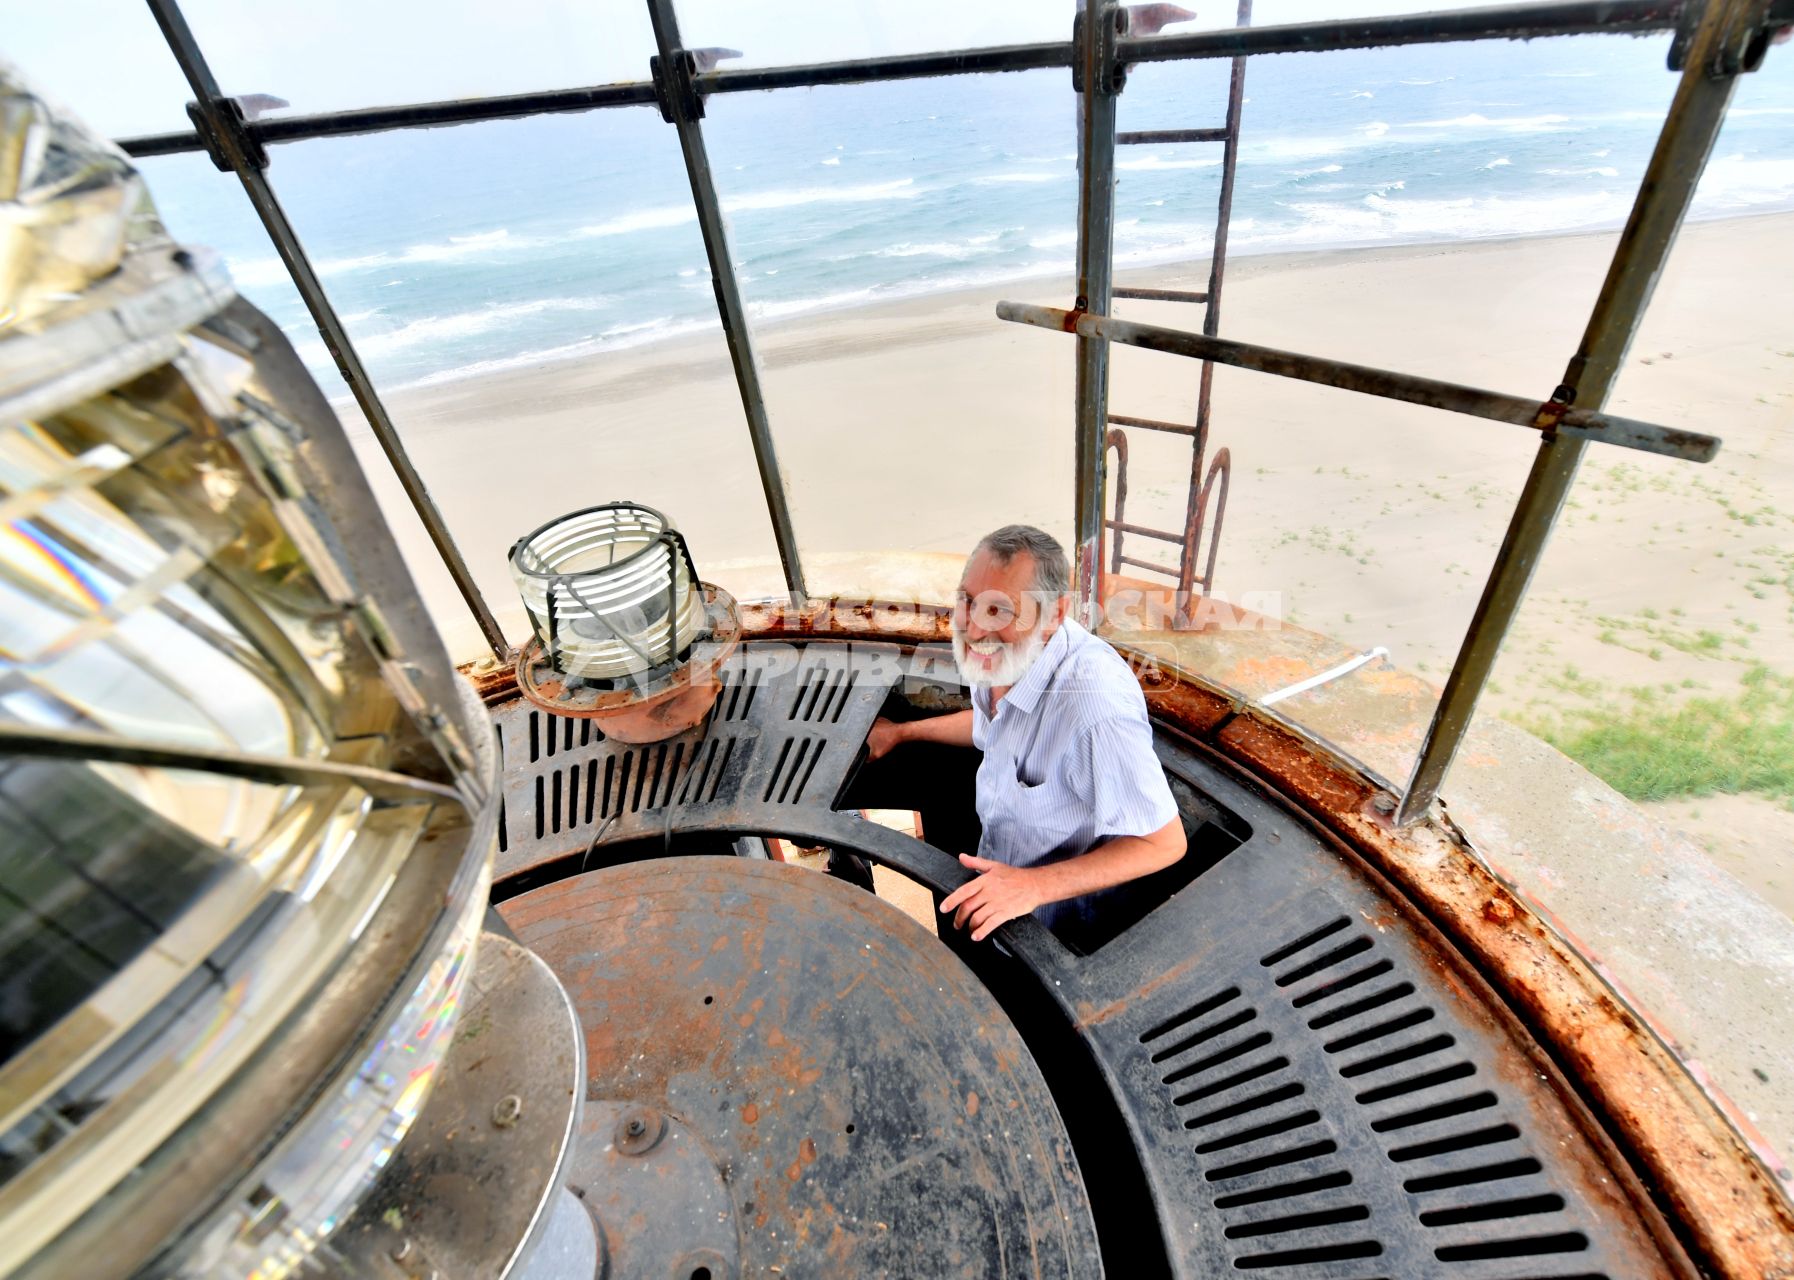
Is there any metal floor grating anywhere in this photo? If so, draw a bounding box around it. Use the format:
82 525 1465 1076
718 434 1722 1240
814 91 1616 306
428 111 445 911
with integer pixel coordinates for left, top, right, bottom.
486 639 1678 1278
491 642 900 875
1128 910 1613 1276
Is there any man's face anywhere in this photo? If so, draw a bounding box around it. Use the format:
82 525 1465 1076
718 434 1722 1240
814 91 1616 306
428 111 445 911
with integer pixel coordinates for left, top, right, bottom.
952 548 1066 689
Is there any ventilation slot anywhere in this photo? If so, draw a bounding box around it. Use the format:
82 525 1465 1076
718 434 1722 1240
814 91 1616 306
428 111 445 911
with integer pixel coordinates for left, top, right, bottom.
1417 1193 1564 1227
1354 1061 1475 1105
1322 1007 1435 1054
829 668 861 722
1232 1240 1382 1270
1183 1083 1305 1131
719 664 762 721
1338 1034 1456 1079
1205 1140 1337 1183
495 722 508 854
1402 1158 1541 1195
1150 1007 1257 1064
1290 959 1394 1009
1162 1030 1274 1087
1195 1109 1321 1155
678 737 737 806
1223 1205 1370 1239
1305 982 1415 1030
528 710 540 763
1388 1123 1520 1164
1140 986 1240 1045
764 736 826 804
1212 1171 1352 1210
1258 917 1350 968
1434 1231 1588 1262
1173 1056 1288 1107
1369 1091 1497 1134
1275 936 1374 987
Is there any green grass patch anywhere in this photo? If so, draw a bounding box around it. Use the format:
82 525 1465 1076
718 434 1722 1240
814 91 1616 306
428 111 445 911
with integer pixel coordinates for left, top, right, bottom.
1523 666 1794 807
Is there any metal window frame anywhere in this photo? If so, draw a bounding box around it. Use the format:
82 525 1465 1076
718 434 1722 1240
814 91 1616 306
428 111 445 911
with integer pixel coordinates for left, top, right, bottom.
119 0 1775 823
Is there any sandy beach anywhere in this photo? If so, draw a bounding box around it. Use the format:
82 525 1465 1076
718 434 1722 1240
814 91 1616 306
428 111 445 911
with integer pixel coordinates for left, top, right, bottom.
338 210 1793 874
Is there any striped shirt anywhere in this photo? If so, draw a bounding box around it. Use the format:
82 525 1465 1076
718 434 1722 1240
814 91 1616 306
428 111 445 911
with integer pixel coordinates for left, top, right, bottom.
971 619 1179 939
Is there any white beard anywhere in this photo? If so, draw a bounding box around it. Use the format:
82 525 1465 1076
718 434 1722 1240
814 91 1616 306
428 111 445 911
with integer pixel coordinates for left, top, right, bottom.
953 626 1049 689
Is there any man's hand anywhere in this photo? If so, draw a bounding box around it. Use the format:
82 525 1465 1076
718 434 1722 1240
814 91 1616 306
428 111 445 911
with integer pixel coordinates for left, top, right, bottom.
939 854 1042 942
866 716 905 762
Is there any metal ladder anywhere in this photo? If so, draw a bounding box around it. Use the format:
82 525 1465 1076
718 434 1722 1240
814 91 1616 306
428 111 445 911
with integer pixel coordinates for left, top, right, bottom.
1102 0 1251 624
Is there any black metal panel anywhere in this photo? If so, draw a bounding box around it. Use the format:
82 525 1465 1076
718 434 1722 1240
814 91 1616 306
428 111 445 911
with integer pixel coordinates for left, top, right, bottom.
487 640 1679 1278
501 857 1102 1278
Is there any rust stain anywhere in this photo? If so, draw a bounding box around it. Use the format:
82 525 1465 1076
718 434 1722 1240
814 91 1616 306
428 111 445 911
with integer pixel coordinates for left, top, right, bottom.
966 1091 980 1118
799 1137 818 1165
742 1102 759 1125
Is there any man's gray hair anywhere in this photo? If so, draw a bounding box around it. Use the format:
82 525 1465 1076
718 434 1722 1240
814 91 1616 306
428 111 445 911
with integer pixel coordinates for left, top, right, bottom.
975 525 1070 597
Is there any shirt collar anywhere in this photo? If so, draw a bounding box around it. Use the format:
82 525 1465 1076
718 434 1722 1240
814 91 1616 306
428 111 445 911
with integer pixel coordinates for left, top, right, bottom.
994 619 1080 716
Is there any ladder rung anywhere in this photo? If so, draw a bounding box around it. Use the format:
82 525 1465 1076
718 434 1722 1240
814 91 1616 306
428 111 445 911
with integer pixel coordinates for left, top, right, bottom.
1116 554 1181 577
1114 286 1209 304
1117 128 1229 145
1106 520 1183 544
1109 413 1198 437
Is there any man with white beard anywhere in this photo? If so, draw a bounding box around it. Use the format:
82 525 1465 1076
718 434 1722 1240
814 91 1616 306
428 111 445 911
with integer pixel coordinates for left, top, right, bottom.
866 525 1186 945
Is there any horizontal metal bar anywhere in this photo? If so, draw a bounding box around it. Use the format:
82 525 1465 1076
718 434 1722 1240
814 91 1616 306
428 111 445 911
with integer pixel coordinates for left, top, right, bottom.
1106 519 1185 543
999 301 1719 463
1116 0 1686 64
0 724 461 806
1108 412 1199 437
695 41 1071 95
1113 286 1210 304
1117 554 1180 576
115 0 1690 158
118 81 660 157
1117 127 1228 145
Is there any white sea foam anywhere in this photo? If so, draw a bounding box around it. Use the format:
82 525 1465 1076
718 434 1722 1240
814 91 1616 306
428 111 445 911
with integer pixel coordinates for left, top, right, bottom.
1402 112 1572 132
723 178 918 213
1290 164 1345 177
1399 77 1455 86
350 296 613 359
874 239 1001 260
1028 230 1078 250
577 206 697 238
1480 157 1512 170
1117 155 1223 171
1539 166 1620 178
822 156 841 166
1693 155 1794 211
976 171 1068 183
396 317 722 390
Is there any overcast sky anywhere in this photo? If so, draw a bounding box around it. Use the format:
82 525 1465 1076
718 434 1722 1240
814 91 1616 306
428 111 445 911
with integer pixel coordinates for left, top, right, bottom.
8 0 1491 138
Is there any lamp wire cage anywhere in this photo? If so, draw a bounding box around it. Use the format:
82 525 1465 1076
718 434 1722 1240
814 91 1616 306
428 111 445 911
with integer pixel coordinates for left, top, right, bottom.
509 503 706 688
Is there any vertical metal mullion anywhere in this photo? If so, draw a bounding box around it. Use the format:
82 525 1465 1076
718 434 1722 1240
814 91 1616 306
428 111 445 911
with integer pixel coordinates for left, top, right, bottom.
142 0 512 661
644 0 807 608
1073 4 1125 626
1395 0 1759 825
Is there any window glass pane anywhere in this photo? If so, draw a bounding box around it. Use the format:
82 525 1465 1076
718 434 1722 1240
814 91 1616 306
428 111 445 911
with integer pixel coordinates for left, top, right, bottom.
1112 33 1712 392
701 70 1079 601
178 0 656 116
4 0 196 136
144 110 783 661
1485 57 1794 1164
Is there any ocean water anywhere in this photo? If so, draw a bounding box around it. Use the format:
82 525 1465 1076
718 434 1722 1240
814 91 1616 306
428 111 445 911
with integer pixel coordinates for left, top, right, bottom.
139 32 1794 391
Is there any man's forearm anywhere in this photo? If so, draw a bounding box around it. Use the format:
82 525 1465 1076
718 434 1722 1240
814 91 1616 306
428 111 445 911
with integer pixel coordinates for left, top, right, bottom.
1028 818 1186 907
896 709 975 749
